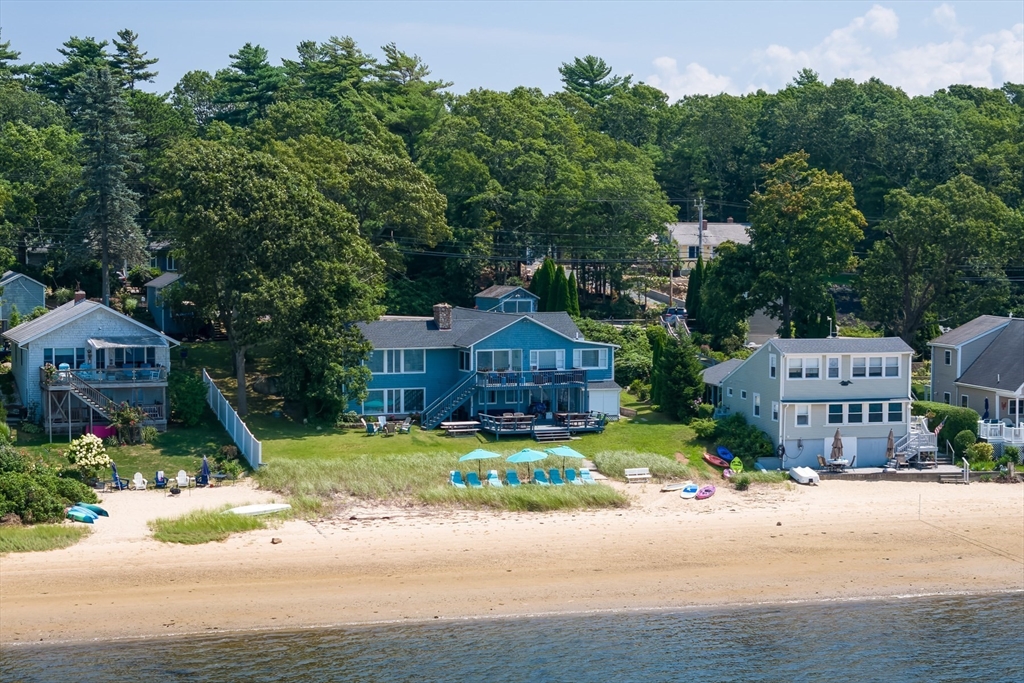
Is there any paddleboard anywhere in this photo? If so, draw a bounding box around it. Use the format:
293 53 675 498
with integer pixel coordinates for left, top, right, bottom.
660 482 688 492
695 485 716 500
224 503 292 516
722 468 734 479
730 458 744 474
75 503 108 517
716 446 735 462
703 452 729 468
679 483 700 499
66 509 94 523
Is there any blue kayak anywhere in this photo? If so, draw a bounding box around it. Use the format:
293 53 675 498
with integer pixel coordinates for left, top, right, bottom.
75 503 108 517
716 446 735 462
66 509 95 524
69 505 99 519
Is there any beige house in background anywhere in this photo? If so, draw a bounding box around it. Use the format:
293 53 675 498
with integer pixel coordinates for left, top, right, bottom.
667 220 750 266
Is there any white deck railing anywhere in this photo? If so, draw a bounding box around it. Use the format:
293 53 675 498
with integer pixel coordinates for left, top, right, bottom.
202 368 262 469
977 420 1024 445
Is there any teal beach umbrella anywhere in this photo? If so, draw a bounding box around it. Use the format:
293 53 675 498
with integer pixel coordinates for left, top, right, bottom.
459 448 501 475
507 448 549 481
545 445 586 474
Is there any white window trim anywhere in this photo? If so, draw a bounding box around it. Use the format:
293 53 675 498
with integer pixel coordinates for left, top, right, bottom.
846 403 865 424
852 355 902 379
827 403 845 425
477 348 523 372
727 387 733 397
362 387 427 415
786 355 821 380
573 347 608 370
944 349 951 365
826 356 840 380
769 354 777 379
960 394 969 408
795 404 810 427
867 402 885 424
741 389 747 400
771 401 779 422
753 393 761 418
530 349 566 371
367 348 427 375
887 402 904 423
943 392 951 405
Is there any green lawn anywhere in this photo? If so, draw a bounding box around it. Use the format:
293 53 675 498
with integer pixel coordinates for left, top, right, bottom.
0 524 90 554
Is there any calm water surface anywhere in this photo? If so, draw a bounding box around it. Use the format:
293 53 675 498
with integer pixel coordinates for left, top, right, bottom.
3 593 1022 682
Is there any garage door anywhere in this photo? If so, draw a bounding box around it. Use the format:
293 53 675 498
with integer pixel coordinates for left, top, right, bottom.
589 389 620 417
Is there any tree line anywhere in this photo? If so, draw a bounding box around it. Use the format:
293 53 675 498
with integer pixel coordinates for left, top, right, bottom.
0 30 1021 418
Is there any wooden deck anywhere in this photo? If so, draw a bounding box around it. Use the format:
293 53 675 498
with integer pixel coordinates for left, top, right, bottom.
476 412 605 441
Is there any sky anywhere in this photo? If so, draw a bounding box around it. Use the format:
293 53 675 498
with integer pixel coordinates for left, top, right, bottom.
3 1 1022 100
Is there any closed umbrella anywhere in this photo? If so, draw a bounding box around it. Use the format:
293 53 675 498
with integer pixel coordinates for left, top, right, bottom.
200 455 211 487
545 445 586 475
110 462 125 491
983 398 990 421
458 448 501 476
507 448 549 482
830 429 845 463
885 429 895 465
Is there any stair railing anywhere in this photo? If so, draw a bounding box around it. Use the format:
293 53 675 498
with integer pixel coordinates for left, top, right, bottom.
421 373 480 430
67 374 113 418
962 457 970 485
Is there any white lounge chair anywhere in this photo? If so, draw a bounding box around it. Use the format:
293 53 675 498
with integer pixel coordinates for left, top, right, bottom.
176 470 194 488
132 472 148 490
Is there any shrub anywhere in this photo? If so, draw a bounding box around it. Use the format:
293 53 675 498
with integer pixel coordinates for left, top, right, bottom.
220 445 239 460
107 402 148 444
64 434 111 479
140 426 159 444
19 422 41 435
53 287 74 304
1004 446 1021 464
714 413 774 469
0 456 97 525
104 436 119 449
733 473 751 491
966 442 994 463
697 402 715 419
168 370 207 427
912 401 979 446
690 417 718 440
953 429 977 456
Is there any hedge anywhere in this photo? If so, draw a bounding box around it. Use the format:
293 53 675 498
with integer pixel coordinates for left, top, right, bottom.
911 401 979 447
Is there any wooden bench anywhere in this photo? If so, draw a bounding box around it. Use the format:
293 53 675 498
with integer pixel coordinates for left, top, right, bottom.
624 467 652 483
446 427 480 437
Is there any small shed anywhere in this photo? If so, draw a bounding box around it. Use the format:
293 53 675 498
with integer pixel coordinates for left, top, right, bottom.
0 271 47 332
146 272 183 334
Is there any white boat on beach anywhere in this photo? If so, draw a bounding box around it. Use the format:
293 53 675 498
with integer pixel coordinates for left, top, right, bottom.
789 467 820 486
224 503 292 516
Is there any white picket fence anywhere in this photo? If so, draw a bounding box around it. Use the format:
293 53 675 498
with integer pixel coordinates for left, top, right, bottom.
202 368 262 469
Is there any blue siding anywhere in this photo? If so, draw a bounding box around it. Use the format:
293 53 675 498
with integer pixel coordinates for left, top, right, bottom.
146 285 185 335
474 319 614 381
0 276 46 325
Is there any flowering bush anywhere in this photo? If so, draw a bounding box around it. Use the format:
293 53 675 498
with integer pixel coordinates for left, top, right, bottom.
107 402 149 444
65 434 111 478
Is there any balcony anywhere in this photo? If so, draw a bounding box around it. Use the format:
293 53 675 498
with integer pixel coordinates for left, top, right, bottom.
978 420 1024 445
41 366 168 388
476 370 587 388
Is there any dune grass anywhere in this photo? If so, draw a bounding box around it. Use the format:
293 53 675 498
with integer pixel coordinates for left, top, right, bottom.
148 506 270 544
592 450 701 482
419 483 628 511
0 524 90 554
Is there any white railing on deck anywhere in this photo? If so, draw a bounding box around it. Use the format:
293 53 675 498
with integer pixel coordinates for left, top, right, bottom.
977 420 1024 445
201 368 262 469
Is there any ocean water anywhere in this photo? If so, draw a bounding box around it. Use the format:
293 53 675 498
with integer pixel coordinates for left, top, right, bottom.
2 593 1022 682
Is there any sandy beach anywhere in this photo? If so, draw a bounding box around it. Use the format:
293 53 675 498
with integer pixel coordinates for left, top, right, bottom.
2 479 1022 645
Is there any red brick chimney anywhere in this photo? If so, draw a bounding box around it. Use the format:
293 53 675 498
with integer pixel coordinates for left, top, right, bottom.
74 290 87 304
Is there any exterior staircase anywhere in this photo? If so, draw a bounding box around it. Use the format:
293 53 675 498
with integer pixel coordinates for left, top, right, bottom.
421 373 479 430
894 415 939 465
67 374 114 421
533 427 570 443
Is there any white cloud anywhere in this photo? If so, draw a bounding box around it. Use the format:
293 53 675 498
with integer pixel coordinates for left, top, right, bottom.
931 3 960 33
646 57 736 99
865 4 900 38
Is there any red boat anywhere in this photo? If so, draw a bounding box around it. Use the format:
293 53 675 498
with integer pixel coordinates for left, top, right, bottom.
703 452 730 468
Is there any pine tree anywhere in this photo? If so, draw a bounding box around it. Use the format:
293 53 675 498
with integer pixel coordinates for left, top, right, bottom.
530 258 558 311
685 255 703 331
657 333 705 421
566 271 581 317
646 325 669 405
550 265 569 312
0 32 31 80
69 67 146 306
111 29 158 90
215 43 285 126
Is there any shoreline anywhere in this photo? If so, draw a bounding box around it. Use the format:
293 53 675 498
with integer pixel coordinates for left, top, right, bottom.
2 480 1022 646
5 587 1023 649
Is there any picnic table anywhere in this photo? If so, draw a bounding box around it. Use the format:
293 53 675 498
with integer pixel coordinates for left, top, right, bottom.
441 420 481 437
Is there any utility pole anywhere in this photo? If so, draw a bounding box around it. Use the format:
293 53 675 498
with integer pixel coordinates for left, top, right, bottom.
695 196 705 260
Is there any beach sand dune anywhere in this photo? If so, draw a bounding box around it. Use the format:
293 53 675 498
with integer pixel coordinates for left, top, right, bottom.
2 480 1022 644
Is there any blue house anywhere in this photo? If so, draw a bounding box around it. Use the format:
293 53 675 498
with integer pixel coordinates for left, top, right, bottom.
355 291 621 438
145 272 184 335
0 271 47 332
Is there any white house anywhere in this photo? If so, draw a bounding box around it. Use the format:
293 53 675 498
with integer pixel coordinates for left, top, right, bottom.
2 291 179 440
667 220 750 266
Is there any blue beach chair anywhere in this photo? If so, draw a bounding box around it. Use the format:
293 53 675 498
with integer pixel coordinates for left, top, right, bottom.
505 470 522 487
533 469 551 486
465 471 484 488
450 471 467 488
548 468 565 486
565 469 584 486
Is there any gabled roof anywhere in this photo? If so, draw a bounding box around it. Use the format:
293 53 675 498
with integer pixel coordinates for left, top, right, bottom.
929 315 1011 347
0 270 46 289
476 285 538 300
769 337 913 354
146 272 181 289
956 319 1023 393
357 306 609 350
667 222 751 248
2 299 179 347
701 358 744 386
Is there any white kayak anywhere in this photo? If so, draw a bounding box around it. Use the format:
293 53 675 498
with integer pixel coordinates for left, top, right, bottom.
224 503 292 516
660 482 688 492
789 467 820 486
679 482 700 499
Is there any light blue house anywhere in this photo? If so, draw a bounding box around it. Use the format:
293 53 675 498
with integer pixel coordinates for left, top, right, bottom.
710 337 926 469
355 291 620 439
0 270 47 332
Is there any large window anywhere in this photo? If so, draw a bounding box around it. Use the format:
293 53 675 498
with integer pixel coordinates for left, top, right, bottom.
363 388 424 414
888 403 903 422
477 349 522 372
885 357 899 377
788 357 819 379
848 404 863 423
852 356 900 379
573 348 608 369
368 349 426 374
828 404 844 424
868 403 884 423
530 349 565 370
